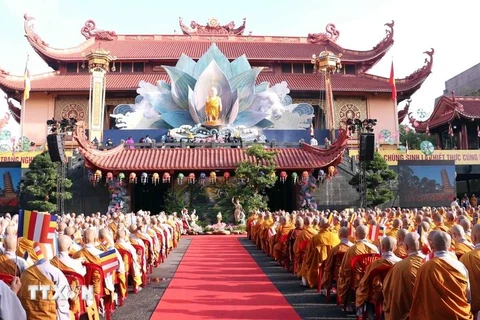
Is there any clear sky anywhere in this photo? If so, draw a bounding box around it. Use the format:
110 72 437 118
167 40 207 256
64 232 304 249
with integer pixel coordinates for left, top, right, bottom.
0 0 479 139
407 165 455 187
0 167 21 192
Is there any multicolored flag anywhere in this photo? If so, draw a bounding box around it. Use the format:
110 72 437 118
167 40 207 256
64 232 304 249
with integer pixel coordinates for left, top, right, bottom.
33 243 45 264
98 249 119 275
18 210 58 244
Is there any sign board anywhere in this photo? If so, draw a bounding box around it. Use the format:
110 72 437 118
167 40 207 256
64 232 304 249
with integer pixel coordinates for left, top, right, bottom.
0 151 73 168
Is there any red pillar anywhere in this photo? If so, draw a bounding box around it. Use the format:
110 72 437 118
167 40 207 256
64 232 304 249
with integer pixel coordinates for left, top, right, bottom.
461 124 468 149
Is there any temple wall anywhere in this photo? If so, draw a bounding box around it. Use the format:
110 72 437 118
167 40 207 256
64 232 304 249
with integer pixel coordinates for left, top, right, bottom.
24 93 55 145
367 94 397 144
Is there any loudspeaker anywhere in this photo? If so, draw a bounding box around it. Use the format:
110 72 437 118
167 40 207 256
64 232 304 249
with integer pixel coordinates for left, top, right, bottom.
359 133 375 161
47 134 66 163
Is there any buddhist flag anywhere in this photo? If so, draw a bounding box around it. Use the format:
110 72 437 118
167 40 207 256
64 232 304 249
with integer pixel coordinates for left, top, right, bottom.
389 61 396 101
369 225 379 241
327 211 333 224
33 243 45 264
349 213 356 225
23 55 31 101
99 249 119 275
348 223 355 238
18 210 58 244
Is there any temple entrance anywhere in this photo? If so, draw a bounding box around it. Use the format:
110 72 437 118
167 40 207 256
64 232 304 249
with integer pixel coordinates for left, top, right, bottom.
132 182 169 213
266 179 295 212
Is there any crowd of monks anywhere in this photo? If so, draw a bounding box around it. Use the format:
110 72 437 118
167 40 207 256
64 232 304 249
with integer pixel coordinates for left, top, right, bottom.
247 206 480 320
0 210 184 320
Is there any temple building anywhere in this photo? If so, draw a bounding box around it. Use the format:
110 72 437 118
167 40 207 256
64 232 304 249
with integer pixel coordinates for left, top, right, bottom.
0 15 434 212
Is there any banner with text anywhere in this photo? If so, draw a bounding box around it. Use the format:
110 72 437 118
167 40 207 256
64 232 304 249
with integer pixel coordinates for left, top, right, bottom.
349 150 480 166
0 151 73 168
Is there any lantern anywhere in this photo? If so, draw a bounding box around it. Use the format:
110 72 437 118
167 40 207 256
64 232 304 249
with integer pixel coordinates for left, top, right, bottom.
269 171 276 180
328 166 336 178
280 171 287 183
94 170 102 183
141 172 148 184
106 172 113 182
223 171 230 182
210 171 217 184
302 171 309 183
177 173 184 185
292 172 298 184
162 172 171 183
129 172 137 183
118 172 125 182
188 173 195 184
152 173 160 185
199 172 207 185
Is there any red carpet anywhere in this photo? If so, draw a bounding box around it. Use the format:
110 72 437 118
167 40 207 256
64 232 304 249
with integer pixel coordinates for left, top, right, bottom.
151 235 301 320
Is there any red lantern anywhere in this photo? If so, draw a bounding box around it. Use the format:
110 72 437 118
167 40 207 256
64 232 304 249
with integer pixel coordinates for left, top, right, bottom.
188 173 195 184
223 171 230 182
162 172 171 183
280 171 287 183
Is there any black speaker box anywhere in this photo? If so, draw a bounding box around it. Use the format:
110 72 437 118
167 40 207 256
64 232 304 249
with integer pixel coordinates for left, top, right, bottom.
359 133 375 161
47 134 66 163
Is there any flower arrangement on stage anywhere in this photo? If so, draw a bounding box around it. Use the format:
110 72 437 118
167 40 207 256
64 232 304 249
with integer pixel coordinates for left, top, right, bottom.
107 177 129 214
298 172 318 210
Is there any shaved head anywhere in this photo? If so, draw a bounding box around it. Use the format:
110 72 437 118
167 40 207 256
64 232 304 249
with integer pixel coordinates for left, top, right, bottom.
397 229 407 242
451 224 465 240
339 227 349 239
58 235 72 252
84 228 96 245
318 217 329 229
431 231 451 252
304 216 312 226
472 224 480 245
404 232 420 252
4 234 17 251
381 236 397 252
356 225 368 240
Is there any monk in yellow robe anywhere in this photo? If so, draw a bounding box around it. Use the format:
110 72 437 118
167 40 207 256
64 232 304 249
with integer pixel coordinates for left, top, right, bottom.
460 224 480 317
299 218 339 288
321 227 353 292
16 237 37 262
272 216 295 263
0 235 28 276
410 231 473 320
393 228 408 259
98 228 127 300
355 236 401 309
115 229 143 291
293 216 317 282
166 215 179 248
383 232 424 320
246 212 258 239
452 224 474 257
337 225 379 306
259 212 274 253
51 235 99 320
251 213 265 247
386 218 402 239
432 213 450 233
18 260 71 319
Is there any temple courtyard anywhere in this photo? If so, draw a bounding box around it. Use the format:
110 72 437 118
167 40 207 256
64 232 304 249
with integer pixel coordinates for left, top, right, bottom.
112 235 347 320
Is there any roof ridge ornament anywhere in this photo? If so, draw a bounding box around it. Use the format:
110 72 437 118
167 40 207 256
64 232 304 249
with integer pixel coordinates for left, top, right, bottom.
81 20 116 41
179 17 246 35
23 14 48 47
405 48 434 81
307 23 340 44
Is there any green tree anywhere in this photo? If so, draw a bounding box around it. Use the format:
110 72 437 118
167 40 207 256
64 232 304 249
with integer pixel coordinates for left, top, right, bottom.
399 124 436 150
349 152 397 207
20 152 72 212
232 144 279 214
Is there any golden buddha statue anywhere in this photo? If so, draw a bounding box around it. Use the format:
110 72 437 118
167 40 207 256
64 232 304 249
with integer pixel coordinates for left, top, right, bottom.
205 87 222 122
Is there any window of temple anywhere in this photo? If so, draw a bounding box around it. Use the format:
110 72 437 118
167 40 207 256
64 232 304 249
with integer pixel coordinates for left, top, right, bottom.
281 63 291 73
66 63 78 73
122 62 133 73
293 63 303 73
133 62 145 73
79 63 89 73
344 64 356 75
304 63 314 74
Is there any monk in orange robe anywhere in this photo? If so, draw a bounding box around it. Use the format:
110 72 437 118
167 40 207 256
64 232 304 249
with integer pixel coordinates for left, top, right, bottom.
337 225 379 306
393 228 408 259
293 216 317 282
386 218 402 239
321 227 353 292
410 231 473 320
452 224 474 257
432 213 450 233
460 224 480 318
16 237 37 262
299 217 339 288
98 228 127 301
251 213 265 246
383 232 425 320
0 235 28 276
246 211 258 239
115 229 143 291
272 216 294 262
355 236 402 312
260 212 274 253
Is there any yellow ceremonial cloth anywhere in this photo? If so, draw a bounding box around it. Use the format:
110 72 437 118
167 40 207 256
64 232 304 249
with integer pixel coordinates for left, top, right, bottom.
16 237 37 261
460 249 480 314
273 223 295 262
166 221 179 247
355 258 393 307
321 242 350 290
383 254 424 320
386 227 398 239
72 249 103 295
0 254 18 276
433 224 450 233
299 228 340 288
393 244 407 259
18 265 57 319
455 242 474 256
108 222 118 236
410 258 473 320
336 242 378 304
445 220 456 230
293 226 317 277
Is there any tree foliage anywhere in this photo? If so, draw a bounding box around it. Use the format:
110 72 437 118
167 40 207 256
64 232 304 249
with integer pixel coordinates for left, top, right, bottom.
399 124 436 150
20 152 72 212
232 144 279 214
349 152 397 207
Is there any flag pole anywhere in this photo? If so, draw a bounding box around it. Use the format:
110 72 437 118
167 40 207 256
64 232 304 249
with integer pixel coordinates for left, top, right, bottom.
390 58 400 148
20 53 29 145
